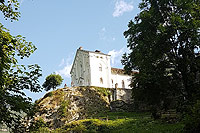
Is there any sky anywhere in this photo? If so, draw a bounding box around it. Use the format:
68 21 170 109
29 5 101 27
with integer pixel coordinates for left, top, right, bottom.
0 0 141 101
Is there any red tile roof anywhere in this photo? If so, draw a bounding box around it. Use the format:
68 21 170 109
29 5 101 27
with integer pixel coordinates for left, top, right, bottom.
111 68 138 75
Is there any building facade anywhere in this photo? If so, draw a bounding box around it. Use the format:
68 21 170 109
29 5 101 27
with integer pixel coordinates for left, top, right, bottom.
70 47 137 89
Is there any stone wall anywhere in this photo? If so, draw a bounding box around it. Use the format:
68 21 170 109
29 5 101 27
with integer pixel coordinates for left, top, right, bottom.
109 88 134 112
111 88 133 104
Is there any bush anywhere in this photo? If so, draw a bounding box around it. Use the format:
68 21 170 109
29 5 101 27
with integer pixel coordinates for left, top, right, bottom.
58 100 70 117
30 127 50 133
29 118 47 132
184 100 200 132
93 86 112 96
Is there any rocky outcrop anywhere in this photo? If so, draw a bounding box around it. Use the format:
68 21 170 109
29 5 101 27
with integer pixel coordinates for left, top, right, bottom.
29 87 111 129
27 86 136 131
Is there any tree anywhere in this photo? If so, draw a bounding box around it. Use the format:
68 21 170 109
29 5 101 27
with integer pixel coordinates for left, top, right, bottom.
122 0 200 118
0 0 20 20
0 0 42 132
43 74 63 91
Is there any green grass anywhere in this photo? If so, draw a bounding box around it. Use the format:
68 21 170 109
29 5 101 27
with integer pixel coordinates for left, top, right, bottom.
32 112 184 133
63 112 184 133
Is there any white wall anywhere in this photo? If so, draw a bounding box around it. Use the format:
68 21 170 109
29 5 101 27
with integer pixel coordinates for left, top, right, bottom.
110 73 132 89
71 49 132 89
70 50 91 87
89 53 111 88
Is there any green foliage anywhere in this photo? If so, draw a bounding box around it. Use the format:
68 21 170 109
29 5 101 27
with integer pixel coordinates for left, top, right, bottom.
62 112 184 132
0 24 42 131
122 0 200 118
58 100 70 117
43 73 63 91
28 112 184 132
30 127 66 133
0 0 20 21
30 127 50 133
92 86 112 96
43 92 53 99
0 1 43 131
183 100 200 132
29 118 47 132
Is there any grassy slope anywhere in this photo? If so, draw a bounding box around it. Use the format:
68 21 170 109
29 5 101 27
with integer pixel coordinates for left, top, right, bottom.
34 112 184 133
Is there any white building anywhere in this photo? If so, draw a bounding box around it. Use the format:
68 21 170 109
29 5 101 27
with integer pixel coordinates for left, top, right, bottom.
70 47 137 89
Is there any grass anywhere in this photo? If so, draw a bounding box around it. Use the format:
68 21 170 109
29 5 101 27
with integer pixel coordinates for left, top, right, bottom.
69 112 184 133
33 112 184 133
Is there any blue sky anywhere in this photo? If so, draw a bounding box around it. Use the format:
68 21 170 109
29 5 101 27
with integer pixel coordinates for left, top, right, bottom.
1 0 141 101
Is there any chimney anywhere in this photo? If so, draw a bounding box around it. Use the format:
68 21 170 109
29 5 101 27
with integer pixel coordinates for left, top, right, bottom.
95 50 101 53
78 46 83 50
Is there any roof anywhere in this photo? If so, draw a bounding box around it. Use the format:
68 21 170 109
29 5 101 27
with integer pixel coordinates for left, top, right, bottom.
80 49 111 56
111 67 138 75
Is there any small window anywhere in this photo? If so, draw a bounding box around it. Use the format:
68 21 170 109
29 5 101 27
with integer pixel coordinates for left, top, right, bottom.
99 64 102 71
100 77 103 84
122 80 125 88
111 79 114 88
115 83 118 88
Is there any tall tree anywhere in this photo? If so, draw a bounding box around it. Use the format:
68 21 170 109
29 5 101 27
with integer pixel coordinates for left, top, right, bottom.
0 0 20 20
43 74 63 91
0 0 42 132
122 0 200 116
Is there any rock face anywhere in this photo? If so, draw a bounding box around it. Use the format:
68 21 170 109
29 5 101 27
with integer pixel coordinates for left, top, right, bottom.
31 87 110 129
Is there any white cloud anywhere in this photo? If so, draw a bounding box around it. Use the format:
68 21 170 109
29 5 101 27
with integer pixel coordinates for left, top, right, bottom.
59 58 65 67
56 64 72 78
113 0 133 17
56 55 73 78
108 47 129 67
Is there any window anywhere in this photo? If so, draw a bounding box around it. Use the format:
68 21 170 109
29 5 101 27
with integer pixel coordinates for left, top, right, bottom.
99 64 102 71
100 77 103 84
115 83 118 88
122 80 125 88
111 79 114 88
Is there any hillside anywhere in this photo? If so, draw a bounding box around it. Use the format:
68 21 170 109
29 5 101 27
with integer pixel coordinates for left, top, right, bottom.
28 86 111 130
27 86 184 132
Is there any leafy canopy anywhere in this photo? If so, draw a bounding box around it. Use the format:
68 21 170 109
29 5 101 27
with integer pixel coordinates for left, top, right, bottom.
43 74 63 91
122 0 200 115
0 0 42 131
0 0 20 21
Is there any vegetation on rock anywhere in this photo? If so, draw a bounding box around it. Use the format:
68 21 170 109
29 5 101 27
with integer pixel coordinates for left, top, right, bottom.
30 112 184 133
28 87 110 130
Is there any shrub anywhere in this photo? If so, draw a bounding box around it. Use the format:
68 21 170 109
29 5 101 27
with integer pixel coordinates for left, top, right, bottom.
93 86 112 96
29 118 47 132
30 127 50 133
58 100 70 117
184 100 200 132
